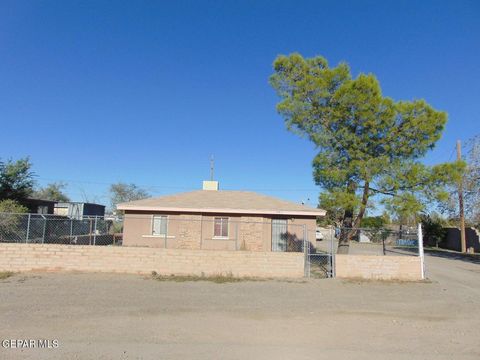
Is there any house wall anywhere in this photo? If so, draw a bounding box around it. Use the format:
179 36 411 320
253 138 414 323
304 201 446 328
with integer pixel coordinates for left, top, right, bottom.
122 211 317 252
0 244 305 278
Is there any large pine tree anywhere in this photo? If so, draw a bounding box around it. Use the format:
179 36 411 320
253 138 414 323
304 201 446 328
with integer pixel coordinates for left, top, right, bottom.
270 53 463 253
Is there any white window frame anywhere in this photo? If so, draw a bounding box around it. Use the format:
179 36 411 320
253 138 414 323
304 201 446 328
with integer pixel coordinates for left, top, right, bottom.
213 217 229 239
152 215 168 236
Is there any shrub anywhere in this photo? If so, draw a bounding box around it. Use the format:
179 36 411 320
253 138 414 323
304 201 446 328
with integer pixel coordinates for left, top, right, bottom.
420 214 447 247
0 199 28 242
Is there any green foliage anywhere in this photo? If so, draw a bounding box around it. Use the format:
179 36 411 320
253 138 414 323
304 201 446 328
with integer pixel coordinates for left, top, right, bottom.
420 213 448 247
0 199 28 241
0 158 35 201
359 216 389 243
111 221 123 234
317 191 353 226
0 199 28 213
33 182 70 202
270 53 462 252
360 216 386 229
109 182 150 212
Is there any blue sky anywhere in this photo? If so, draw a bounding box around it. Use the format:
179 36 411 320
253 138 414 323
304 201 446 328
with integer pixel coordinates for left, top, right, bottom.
1 0 479 207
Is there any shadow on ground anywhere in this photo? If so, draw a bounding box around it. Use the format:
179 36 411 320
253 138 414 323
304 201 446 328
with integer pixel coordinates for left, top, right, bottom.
423 248 480 265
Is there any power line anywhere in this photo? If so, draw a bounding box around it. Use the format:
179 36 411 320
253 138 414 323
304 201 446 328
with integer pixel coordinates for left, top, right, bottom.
36 177 322 192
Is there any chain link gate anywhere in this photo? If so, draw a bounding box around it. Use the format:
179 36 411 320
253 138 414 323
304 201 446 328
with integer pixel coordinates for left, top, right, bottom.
304 225 425 279
305 226 334 278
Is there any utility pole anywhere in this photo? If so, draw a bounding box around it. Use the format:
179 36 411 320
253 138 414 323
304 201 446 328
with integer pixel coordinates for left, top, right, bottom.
457 140 467 253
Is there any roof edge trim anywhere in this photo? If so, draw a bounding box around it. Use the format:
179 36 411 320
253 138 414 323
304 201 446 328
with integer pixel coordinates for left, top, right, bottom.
117 205 326 217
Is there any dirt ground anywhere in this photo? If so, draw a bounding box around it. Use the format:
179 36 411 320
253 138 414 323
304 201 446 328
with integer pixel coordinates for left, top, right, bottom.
1 252 479 360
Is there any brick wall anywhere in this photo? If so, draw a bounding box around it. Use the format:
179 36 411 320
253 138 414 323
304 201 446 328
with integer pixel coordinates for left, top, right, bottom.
238 216 266 251
122 212 317 252
176 214 202 249
0 244 305 278
335 255 423 281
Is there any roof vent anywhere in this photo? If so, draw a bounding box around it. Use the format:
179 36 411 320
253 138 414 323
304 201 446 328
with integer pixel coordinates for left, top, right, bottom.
203 180 219 191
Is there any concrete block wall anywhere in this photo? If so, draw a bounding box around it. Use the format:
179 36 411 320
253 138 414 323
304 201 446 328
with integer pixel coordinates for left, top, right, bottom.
335 255 423 281
0 244 305 278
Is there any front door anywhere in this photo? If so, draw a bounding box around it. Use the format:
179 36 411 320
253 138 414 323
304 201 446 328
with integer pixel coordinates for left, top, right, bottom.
272 219 288 251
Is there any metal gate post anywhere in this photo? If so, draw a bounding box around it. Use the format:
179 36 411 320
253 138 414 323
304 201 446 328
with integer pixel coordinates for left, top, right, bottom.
330 226 336 278
303 225 309 277
418 223 425 280
93 216 98 246
42 215 46 244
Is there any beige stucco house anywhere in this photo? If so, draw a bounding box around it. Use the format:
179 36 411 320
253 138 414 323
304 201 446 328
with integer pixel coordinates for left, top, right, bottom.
117 181 326 252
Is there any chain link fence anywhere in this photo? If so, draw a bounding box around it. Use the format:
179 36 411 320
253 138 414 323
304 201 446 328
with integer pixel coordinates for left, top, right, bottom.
0 213 121 245
0 212 424 280
305 225 422 278
329 226 420 256
0 212 339 278
0 213 312 252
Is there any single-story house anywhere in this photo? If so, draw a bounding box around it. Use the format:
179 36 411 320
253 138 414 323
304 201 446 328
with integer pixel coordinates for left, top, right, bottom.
117 181 326 252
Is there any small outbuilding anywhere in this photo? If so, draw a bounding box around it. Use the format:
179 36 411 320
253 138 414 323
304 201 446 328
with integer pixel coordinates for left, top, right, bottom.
54 202 105 220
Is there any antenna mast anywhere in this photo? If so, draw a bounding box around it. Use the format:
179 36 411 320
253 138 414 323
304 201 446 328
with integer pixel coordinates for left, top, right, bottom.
210 155 214 181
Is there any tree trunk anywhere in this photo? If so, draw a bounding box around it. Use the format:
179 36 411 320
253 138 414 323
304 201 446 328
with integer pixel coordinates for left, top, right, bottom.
337 208 353 254
353 181 370 229
337 181 370 254
337 181 357 254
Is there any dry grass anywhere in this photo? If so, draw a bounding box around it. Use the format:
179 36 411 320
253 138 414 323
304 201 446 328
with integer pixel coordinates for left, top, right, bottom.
340 277 432 285
0 271 14 280
150 271 266 284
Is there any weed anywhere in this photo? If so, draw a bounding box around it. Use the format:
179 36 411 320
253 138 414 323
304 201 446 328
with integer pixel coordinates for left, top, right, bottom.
151 271 264 283
0 272 14 280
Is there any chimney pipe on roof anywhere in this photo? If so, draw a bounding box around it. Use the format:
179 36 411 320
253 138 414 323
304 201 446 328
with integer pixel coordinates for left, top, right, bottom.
203 180 219 191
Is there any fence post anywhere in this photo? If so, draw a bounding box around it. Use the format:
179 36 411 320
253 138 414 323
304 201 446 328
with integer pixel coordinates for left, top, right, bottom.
330 226 335 278
70 219 73 237
382 235 386 256
42 216 46 244
93 216 98 246
303 224 308 277
25 213 31 243
418 223 425 280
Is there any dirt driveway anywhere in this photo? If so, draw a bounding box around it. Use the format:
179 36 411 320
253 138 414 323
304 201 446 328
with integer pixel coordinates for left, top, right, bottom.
0 253 479 360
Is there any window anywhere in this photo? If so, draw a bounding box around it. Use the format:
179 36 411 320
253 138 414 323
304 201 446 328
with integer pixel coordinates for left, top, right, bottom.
37 205 49 214
272 219 288 252
152 215 168 236
214 217 228 238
